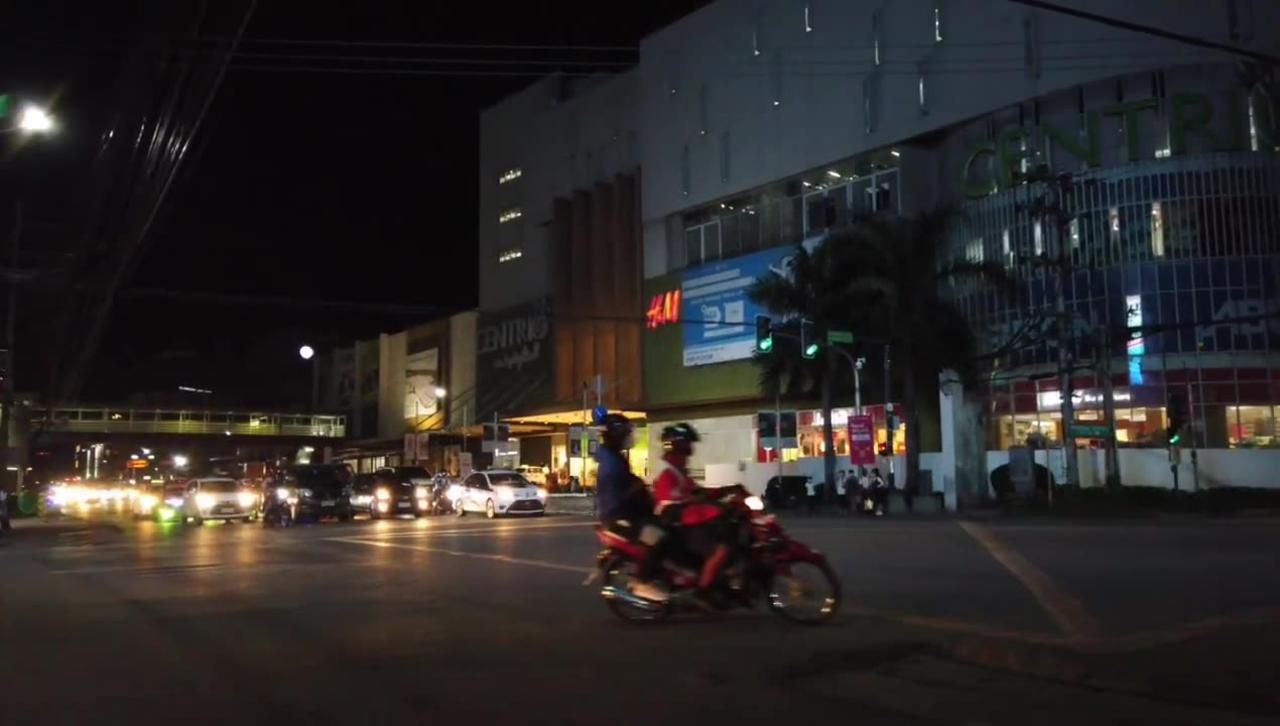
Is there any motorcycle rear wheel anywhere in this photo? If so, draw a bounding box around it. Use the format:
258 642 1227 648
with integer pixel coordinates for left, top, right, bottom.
766 559 841 625
600 554 670 624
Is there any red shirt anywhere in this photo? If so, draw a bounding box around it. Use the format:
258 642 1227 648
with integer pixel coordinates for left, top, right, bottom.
652 457 720 526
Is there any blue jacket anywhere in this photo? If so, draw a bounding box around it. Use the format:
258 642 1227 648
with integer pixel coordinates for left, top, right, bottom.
595 445 638 521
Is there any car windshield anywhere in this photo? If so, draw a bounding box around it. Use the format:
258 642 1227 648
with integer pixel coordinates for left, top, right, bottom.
201 480 239 493
291 468 345 488
396 467 431 480
489 473 532 488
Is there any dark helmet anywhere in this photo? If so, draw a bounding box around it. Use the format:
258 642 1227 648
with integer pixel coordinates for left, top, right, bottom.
598 413 633 449
661 422 700 455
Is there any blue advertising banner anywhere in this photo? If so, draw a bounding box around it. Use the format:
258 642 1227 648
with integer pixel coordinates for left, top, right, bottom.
681 246 794 367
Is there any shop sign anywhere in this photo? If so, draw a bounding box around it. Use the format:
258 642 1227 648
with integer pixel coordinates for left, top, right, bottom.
961 90 1277 199
476 298 554 417
848 415 875 466
1037 388 1131 412
645 289 681 329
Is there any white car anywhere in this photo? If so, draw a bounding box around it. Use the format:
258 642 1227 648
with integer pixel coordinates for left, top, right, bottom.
182 478 259 525
452 470 547 518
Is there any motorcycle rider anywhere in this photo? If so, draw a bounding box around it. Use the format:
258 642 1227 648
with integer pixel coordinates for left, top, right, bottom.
652 422 733 610
594 413 667 601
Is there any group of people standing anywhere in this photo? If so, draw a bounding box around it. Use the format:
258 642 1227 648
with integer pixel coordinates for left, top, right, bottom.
815 467 889 515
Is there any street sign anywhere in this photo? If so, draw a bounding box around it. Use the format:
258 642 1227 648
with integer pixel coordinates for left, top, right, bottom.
1068 424 1113 439
826 330 854 345
848 415 875 466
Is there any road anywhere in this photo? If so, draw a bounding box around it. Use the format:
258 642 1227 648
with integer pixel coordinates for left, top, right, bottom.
2 509 1278 725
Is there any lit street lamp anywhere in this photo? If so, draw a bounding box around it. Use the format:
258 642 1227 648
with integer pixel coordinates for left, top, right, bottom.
298 345 315 361
17 104 55 134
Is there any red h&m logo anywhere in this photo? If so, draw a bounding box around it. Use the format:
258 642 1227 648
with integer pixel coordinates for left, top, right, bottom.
645 289 681 329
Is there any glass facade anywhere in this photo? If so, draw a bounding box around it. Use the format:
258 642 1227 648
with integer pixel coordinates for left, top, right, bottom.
951 152 1280 450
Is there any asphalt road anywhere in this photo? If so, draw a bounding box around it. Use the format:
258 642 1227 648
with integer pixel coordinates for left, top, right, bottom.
2 509 1278 725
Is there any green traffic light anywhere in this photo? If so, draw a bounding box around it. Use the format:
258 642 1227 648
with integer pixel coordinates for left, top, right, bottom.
1169 433 1181 445
803 343 819 358
758 338 773 353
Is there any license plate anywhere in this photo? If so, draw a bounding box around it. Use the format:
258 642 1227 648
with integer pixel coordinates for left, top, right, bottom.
397 502 411 509
216 506 235 514
321 499 336 507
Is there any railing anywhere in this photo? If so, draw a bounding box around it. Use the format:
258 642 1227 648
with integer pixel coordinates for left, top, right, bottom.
39 408 346 438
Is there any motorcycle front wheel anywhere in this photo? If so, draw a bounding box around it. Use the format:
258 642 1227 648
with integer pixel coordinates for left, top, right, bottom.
766 559 841 625
600 554 670 624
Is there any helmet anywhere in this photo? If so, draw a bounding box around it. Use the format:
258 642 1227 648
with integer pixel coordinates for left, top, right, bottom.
661 422 700 456
598 413 633 449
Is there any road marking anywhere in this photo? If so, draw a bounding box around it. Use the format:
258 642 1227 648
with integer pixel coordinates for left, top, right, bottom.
49 563 222 576
328 537 591 574
957 520 1102 640
324 520 594 540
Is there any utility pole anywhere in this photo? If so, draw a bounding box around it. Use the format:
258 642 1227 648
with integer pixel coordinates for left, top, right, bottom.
1 199 22 504
1021 169 1080 488
884 343 895 487
1096 324 1120 489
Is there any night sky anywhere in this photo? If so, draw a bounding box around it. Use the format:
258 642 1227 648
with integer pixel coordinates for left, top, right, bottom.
2 0 704 410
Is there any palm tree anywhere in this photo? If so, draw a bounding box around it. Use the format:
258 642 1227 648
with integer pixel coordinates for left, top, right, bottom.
831 210 1015 495
748 241 861 497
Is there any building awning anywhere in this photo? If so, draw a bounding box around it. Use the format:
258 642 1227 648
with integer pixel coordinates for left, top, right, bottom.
502 409 647 426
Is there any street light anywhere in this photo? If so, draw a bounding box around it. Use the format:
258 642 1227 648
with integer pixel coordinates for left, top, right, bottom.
173 455 189 469
17 104 55 134
433 386 447 400
298 345 315 361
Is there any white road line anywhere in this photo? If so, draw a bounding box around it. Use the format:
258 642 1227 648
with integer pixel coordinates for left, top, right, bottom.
328 520 593 540
328 537 591 575
49 563 222 576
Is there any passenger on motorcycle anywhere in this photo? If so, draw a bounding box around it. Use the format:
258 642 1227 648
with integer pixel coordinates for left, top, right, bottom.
653 422 734 610
595 413 667 602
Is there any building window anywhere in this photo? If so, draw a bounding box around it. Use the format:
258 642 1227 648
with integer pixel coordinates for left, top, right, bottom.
804 2 813 32
1109 206 1121 243
1033 220 1044 256
684 219 721 266
862 73 878 134
872 10 882 66
966 238 984 264
1069 217 1080 250
499 206 522 224
1002 228 1013 268
1150 202 1165 257
752 27 761 56
719 130 730 183
498 248 523 263
681 145 690 197
934 0 944 43
698 84 709 136
498 167 522 184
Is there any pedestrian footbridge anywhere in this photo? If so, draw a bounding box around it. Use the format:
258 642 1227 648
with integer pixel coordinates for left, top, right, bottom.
35 407 345 438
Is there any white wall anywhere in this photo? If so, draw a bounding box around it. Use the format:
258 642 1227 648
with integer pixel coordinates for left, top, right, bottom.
985 447 1280 490
448 311 477 427
647 413 757 479
479 73 639 311
637 0 1279 277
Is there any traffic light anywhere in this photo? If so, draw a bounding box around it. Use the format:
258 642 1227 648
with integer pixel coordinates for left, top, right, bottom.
800 319 818 359
1166 392 1187 446
755 315 773 353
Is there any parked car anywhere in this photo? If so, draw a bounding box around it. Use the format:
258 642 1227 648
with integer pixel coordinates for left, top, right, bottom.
452 470 547 518
349 473 378 517
182 477 259 525
278 465 354 522
515 465 548 486
366 467 433 519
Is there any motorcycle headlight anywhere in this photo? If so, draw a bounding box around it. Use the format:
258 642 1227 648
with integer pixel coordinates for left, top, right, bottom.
196 493 215 510
745 495 765 512
275 487 291 502
238 492 257 508
375 488 392 501
298 488 314 499
165 497 184 508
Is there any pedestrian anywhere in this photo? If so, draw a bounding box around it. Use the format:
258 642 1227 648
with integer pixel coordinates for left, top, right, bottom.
835 470 848 511
843 469 860 513
870 467 887 516
804 476 817 514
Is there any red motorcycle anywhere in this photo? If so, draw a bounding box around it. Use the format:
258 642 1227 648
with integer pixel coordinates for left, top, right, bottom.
589 486 841 625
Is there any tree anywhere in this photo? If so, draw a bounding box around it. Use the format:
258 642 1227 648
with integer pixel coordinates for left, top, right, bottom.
831 210 1015 495
748 241 860 497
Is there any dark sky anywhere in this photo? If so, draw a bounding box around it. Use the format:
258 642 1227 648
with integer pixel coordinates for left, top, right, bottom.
4 0 704 409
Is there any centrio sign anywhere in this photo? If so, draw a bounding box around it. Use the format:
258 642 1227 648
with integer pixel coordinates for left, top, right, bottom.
961 90 1277 198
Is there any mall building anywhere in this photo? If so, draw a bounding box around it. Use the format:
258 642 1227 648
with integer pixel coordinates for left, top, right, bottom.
473 0 1280 493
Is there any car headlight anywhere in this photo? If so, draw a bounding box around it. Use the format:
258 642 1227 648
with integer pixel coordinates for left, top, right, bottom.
375 488 392 501
415 486 429 499
165 496 184 508
536 488 548 500
196 493 215 510
298 487 314 499
238 492 257 508
745 495 765 512
496 488 515 503
275 487 291 502
140 494 159 511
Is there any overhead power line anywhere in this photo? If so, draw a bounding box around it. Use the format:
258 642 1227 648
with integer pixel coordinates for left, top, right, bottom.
1007 0 1280 64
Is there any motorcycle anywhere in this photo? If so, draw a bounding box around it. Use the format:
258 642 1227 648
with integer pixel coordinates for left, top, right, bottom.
588 485 841 625
260 486 296 528
428 477 454 516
